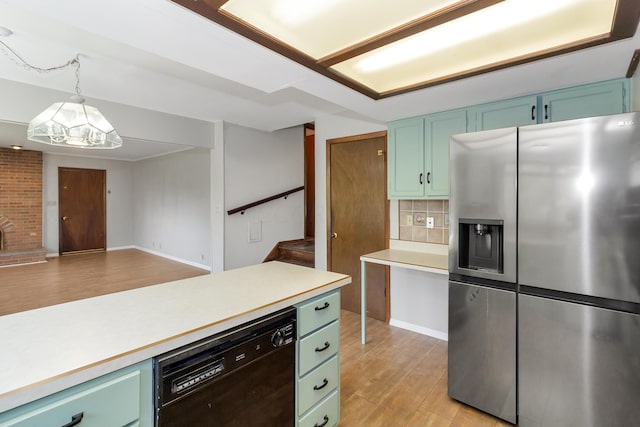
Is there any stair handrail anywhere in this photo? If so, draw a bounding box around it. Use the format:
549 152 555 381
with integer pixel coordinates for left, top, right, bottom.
227 186 304 215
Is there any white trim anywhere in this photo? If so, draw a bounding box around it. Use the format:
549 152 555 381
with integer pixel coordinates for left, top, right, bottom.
134 246 211 271
44 246 210 271
389 318 448 341
107 245 136 251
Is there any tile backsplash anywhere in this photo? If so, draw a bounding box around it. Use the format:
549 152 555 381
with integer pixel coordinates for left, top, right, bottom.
399 200 449 245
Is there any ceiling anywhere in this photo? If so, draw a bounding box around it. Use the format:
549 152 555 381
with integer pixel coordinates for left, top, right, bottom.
182 0 639 98
0 0 639 160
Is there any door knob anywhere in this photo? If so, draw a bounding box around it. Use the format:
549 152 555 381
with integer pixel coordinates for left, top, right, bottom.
331 232 338 239
62 216 69 221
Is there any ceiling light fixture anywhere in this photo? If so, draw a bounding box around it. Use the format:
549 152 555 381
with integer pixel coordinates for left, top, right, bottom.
175 0 640 99
0 37 122 149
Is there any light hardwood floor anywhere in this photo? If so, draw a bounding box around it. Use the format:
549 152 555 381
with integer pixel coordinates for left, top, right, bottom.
0 250 509 425
339 310 511 427
0 249 208 316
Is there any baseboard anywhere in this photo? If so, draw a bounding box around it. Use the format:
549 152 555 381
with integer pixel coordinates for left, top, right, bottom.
107 245 136 251
389 318 448 341
45 246 210 271
134 246 211 271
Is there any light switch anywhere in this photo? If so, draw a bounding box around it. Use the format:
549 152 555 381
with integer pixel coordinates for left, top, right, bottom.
248 221 262 243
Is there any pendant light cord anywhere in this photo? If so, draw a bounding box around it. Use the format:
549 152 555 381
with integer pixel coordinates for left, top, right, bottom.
0 39 81 96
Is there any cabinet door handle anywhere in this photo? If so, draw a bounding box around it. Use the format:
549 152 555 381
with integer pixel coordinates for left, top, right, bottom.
419 173 423 184
315 341 331 352
531 105 536 120
544 104 549 120
314 415 330 427
313 378 329 391
315 301 330 311
61 412 84 427
426 172 431 184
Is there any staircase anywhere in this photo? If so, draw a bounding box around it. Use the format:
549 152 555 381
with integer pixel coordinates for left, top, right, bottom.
264 238 314 268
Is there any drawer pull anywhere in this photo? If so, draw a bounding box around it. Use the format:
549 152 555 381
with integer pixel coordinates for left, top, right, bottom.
61 412 84 427
313 378 329 391
315 341 330 352
314 302 330 311
314 415 330 427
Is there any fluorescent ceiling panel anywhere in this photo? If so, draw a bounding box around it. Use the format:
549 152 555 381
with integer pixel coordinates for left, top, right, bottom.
172 0 640 99
332 0 617 93
220 0 461 58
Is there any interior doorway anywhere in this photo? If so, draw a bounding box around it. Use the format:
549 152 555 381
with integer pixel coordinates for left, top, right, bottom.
304 124 315 239
327 131 389 321
58 167 106 255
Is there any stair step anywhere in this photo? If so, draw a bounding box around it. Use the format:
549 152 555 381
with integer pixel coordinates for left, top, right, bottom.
264 238 315 268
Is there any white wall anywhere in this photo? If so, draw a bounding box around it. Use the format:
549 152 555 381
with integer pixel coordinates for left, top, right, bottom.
223 124 304 270
132 148 211 268
313 113 386 270
42 153 134 255
389 267 448 340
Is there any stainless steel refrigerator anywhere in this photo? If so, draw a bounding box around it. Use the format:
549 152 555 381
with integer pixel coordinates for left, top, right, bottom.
448 127 518 424
517 112 640 426
448 112 640 426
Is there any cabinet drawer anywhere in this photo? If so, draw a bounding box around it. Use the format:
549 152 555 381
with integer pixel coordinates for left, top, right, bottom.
299 321 339 376
298 390 339 427
298 356 339 416
0 371 140 427
298 291 340 337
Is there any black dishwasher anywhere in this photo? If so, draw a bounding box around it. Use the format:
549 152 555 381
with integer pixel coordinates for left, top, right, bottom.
153 307 296 426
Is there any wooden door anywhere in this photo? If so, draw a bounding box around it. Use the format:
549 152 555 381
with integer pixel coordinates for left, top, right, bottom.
59 167 106 254
327 132 389 321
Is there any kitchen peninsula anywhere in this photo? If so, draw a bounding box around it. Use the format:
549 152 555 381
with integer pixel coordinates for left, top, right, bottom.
0 261 350 424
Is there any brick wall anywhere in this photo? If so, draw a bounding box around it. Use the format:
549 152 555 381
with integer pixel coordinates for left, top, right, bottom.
0 148 46 266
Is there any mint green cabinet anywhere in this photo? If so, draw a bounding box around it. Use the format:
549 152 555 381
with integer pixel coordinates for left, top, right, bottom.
469 95 538 131
470 79 630 131
424 109 468 198
296 290 340 427
387 78 631 200
540 79 629 123
387 117 425 198
0 361 152 427
388 110 467 199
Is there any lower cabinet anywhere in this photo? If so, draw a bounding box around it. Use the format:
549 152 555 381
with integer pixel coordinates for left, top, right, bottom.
0 360 153 427
296 290 341 427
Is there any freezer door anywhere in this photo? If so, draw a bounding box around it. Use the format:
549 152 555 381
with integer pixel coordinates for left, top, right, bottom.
518 112 640 303
519 294 640 427
449 127 517 283
448 281 516 424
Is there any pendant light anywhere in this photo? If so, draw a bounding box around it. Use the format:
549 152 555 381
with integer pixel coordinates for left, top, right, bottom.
0 33 122 149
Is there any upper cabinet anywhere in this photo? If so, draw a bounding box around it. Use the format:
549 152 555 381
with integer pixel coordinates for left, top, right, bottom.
540 79 629 123
471 78 630 131
388 110 467 199
388 78 632 199
469 95 538 131
387 117 425 198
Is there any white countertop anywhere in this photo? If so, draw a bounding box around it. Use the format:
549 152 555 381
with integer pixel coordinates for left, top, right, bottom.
0 261 350 412
360 240 448 275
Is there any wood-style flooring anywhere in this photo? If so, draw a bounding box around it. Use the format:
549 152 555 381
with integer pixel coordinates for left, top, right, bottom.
339 310 511 427
0 250 509 425
0 249 208 316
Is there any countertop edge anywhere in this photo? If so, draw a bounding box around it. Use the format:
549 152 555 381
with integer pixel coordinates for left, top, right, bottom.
0 265 350 413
